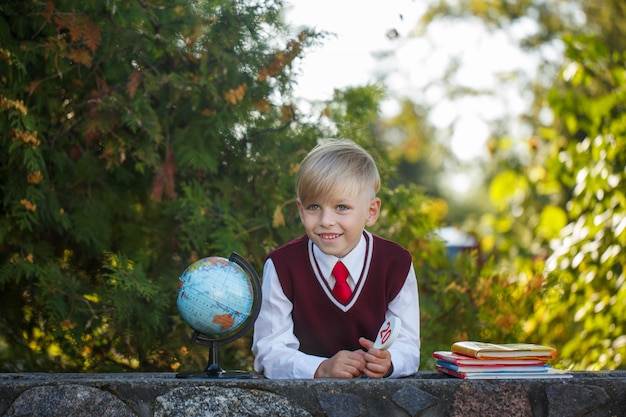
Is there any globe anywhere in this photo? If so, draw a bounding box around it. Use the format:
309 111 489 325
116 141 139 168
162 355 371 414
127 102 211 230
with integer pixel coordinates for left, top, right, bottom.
178 257 248 337
176 252 261 379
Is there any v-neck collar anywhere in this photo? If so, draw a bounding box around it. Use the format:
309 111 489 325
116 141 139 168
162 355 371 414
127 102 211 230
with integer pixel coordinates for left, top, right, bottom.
308 231 373 311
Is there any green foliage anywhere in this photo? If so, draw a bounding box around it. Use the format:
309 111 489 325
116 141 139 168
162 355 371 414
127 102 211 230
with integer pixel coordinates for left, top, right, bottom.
536 33 626 370
0 0 321 372
417 0 626 370
8 0 624 376
0 0 456 374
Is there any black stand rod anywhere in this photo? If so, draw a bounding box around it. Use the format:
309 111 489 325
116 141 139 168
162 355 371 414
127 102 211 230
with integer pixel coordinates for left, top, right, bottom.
205 341 223 377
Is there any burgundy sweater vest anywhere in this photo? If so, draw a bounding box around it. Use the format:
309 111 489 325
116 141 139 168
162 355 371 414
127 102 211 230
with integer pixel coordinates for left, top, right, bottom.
268 232 412 358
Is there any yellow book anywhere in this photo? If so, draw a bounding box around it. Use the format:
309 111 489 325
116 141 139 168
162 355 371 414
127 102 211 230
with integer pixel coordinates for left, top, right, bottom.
451 341 557 359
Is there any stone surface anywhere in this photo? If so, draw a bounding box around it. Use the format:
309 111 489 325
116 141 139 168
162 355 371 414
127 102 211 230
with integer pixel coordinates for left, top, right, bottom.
449 382 532 417
0 371 625 417
154 386 310 417
6 384 136 417
316 391 361 417
546 383 611 417
391 383 439 416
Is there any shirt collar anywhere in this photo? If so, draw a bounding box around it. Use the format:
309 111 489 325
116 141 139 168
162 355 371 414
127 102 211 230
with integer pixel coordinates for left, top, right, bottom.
312 232 366 283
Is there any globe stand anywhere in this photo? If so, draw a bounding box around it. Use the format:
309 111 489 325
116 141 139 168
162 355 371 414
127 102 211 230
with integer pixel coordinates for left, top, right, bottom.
176 252 262 379
175 333 257 379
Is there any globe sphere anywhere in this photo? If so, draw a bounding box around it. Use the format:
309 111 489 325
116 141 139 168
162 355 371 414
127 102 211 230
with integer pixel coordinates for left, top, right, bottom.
177 256 255 338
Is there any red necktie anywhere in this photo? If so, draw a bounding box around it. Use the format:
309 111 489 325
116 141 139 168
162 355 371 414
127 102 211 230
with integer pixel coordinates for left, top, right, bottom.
332 261 352 304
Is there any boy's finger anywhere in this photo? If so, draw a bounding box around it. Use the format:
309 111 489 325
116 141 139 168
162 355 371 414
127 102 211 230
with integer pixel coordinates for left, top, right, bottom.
358 337 374 350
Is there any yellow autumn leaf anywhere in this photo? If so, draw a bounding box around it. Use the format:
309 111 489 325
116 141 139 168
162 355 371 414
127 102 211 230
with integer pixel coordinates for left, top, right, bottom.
272 205 285 227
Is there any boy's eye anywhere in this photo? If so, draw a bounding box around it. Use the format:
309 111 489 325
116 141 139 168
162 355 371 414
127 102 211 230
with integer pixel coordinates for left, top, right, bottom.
337 204 348 211
307 204 319 210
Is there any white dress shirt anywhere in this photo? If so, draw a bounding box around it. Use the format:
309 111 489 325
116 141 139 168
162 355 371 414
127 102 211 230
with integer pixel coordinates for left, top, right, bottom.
252 233 421 378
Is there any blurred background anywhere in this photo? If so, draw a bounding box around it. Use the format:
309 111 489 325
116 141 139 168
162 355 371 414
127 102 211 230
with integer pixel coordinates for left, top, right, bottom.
1 0 624 373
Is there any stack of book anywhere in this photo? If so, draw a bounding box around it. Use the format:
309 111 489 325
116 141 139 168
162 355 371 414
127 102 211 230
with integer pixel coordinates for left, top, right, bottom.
433 341 572 379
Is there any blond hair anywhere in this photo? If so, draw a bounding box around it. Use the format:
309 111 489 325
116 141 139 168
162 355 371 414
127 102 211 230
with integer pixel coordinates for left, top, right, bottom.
296 139 380 203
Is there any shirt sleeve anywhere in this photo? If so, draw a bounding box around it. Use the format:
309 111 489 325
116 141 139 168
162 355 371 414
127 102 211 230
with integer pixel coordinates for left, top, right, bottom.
385 263 421 378
252 258 326 378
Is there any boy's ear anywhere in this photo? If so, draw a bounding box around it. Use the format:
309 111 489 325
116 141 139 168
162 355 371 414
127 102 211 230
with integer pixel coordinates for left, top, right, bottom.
365 197 381 227
296 199 304 222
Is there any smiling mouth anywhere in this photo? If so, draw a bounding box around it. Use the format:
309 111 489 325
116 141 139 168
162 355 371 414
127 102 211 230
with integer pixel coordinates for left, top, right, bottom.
318 233 342 240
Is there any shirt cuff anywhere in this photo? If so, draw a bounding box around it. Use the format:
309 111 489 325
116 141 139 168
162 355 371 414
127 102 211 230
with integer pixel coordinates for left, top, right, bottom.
295 355 326 379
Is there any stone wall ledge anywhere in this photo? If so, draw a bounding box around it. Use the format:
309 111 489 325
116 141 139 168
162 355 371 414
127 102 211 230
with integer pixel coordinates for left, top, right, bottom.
1 371 625 417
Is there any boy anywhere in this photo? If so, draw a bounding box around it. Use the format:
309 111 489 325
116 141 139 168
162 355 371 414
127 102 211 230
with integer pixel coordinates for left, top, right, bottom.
252 139 420 378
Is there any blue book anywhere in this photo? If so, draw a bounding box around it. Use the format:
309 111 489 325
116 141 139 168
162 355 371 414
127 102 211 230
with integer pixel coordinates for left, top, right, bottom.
436 364 572 379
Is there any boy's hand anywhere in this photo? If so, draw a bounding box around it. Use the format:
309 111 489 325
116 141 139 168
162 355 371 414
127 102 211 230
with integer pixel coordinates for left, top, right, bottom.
314 350 366 378
359 337 392 378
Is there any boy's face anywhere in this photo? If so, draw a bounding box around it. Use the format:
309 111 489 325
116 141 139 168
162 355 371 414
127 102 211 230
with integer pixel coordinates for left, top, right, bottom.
297 191 381 258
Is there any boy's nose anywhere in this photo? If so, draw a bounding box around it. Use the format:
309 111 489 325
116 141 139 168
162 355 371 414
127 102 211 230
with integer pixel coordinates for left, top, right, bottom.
319 210 336 226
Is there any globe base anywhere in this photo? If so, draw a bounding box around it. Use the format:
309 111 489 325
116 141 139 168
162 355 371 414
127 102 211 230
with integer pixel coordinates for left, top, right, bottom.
175 334 262 379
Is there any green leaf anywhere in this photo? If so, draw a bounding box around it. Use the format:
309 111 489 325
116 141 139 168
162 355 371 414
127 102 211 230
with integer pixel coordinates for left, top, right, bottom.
537 205 568 239
488 170 528 211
